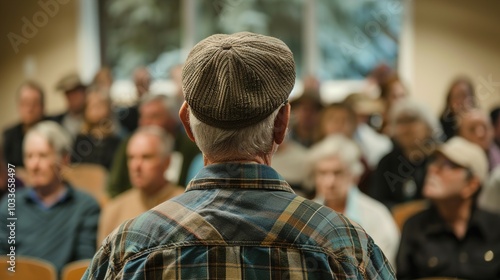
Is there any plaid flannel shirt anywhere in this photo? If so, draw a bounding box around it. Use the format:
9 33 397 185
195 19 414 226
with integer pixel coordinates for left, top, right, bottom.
83 163 395 279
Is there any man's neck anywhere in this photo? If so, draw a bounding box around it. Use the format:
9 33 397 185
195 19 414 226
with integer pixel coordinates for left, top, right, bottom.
435 198 472 240
139 181 172 208
34 182 67 208
204 153 273 166
325 198 346 214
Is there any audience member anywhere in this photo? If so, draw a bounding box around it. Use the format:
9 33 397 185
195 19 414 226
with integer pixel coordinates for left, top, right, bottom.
91 66 114 90
289 80 323 147
0 121 100 274
316 102 373 193
98 126 183 244
378 75 408 135
310 135 400 265
458 109 496 171
439 76 476 141
51 72 87 138
3 81 46 167
397 137 500 280
107 94 199 197
344 93 392 169
71 87 122 170
370 100 441 210
119 67 151 133
84 32 394 279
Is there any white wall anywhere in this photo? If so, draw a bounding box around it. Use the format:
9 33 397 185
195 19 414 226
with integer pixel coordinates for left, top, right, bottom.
408 0 500 115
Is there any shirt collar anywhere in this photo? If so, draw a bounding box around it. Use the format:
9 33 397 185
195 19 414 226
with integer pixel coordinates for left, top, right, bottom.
25 183 73 210
186 163 294 193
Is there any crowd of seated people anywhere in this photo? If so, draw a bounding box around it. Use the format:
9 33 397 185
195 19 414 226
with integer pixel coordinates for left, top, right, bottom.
1 64 500 279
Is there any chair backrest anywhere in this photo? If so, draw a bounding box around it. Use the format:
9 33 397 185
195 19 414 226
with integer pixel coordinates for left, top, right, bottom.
391 199 429 231
0 256 57 280
61 259 91 280
61 163 109 207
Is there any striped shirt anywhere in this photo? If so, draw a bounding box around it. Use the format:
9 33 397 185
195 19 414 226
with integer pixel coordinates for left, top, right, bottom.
83 163 395 279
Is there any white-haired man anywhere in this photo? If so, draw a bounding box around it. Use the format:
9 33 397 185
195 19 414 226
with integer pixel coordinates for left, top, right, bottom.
84 32 395 279
97 126 184 244
0 121 100 273
310 135 400 265
397 137 500 279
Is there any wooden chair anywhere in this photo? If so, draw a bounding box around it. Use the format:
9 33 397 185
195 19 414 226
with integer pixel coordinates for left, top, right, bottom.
391 200 429 231
0 256 57 280
61 163 110 207
61 259 91 280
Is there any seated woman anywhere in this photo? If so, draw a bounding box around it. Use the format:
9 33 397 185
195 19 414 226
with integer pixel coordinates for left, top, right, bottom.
71 87 122 170
369 100 442 210
308 134 400 265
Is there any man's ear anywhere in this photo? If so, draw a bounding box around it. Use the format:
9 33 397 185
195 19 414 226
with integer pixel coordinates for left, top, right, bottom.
179 102 196 142
273 103 290 145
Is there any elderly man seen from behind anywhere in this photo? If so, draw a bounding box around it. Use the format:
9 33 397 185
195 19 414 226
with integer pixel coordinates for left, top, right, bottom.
310 134 400 265
0 121 100 274
97 126 184 244
83 32 394 279
397 137 500 280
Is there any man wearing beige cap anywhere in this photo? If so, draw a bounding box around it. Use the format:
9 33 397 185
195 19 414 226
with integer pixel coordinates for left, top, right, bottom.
83 32 394 279
397 137 500 280
50 72 87 138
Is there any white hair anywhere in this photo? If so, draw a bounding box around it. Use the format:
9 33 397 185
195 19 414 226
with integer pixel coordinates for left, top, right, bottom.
389 99 443 141
24 121 73 158
307 134 364 177
189 107 281 161
130 126 174 159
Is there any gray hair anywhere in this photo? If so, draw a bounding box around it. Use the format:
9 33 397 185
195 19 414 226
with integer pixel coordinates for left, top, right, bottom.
24 121 73 158
389 99 443 141
189 107 281 161
307 134 364 177
130 126 174 159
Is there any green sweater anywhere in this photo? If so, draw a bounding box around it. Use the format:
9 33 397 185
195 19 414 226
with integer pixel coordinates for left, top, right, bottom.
0 184 100 273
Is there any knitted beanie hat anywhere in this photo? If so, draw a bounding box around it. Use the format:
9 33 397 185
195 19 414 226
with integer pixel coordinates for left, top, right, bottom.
182 32 296 129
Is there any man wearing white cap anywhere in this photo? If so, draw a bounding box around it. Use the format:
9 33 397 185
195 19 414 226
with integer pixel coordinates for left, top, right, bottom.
397 137 500 280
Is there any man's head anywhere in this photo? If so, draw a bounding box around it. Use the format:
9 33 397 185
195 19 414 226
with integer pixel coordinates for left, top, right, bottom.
133 67 151 97
139 94 178 134
23 121 72 190
390 100 441 151
308 135 363 204
318 103 357 140
17 81 45 127
446 77 475 115
56 73 87 115
127 126 174 194
84 87 112 126
423 137 488 202
179 32 296 163
458 109 493 151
